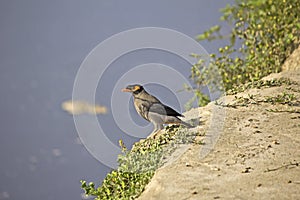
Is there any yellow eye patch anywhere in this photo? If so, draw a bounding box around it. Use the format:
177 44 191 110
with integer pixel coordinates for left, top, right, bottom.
133 85 140 91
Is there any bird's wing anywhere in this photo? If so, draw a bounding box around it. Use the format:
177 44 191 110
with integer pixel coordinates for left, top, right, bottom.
149 103 184 117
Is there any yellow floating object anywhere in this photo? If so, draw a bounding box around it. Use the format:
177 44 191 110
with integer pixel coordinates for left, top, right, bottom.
61 100 107 115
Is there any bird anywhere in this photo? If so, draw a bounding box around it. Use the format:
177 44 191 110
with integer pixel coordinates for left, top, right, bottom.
122 84 193 137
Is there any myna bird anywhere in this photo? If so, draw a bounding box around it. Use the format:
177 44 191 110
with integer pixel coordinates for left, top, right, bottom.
122 84 193 136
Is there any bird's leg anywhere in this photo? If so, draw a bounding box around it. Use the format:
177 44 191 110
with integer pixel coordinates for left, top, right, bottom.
147 123 163 139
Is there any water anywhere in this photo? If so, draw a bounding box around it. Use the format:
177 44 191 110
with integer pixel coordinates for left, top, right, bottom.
0 0 232 199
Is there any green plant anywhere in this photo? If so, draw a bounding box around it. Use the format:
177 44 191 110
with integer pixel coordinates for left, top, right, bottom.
81 126 202 200
227 77 296 95
215 91 299 108
191 0 300 106
183 82 210 110
264 92 296 105
266 108 300 113
81 138 161 200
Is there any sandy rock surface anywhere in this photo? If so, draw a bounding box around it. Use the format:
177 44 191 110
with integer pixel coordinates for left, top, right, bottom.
137 67 300 200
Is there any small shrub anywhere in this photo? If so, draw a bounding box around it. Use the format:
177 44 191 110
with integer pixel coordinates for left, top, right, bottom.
191 0 300 106
81 126 202 200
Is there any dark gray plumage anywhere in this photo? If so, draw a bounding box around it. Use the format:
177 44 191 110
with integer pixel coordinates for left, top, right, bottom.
122 84 193 133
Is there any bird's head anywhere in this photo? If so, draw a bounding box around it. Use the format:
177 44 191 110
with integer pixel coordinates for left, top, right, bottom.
121 84 144 94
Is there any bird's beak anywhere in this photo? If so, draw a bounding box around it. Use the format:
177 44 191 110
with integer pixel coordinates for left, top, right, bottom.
121 88 131 92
